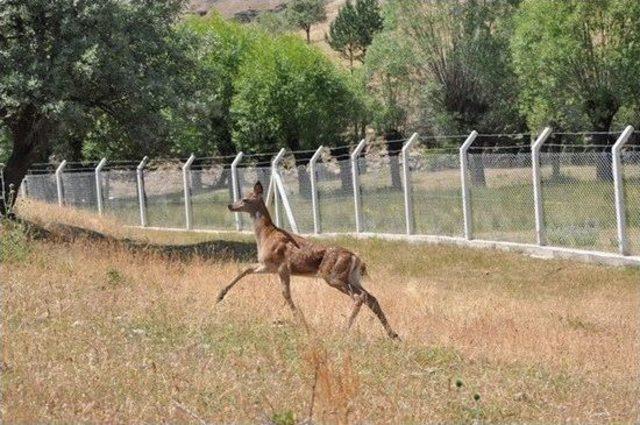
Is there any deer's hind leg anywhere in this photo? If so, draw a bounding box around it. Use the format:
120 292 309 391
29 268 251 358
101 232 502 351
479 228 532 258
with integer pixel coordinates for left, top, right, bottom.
325 275 399 340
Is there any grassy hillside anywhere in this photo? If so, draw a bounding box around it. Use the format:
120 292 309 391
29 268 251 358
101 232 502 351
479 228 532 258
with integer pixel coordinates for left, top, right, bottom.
189 0 348 59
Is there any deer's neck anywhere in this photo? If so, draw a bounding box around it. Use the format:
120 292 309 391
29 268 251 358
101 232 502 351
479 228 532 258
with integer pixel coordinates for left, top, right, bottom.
252 204 276 245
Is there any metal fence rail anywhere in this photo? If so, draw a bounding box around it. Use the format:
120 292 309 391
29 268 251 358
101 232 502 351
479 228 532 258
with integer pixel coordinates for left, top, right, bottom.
19 126 640 260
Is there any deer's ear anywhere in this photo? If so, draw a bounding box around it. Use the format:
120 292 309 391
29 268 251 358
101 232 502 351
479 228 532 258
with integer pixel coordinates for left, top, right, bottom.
254 181 263 196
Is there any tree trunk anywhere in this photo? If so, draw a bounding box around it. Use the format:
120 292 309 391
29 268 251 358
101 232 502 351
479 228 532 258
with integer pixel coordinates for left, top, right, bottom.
305 27 311 44
384 130 404 190
590 123 615 182
332 145 352 193
595 136 614 182
586 98 617 182
1 108 52 216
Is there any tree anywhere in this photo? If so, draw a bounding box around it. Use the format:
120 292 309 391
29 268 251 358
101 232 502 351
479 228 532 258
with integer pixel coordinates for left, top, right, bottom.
0 0 193 214
286 0 326 44
364 29 416 189
512 0 640 180
231 34 362 193
379 0 525 184
327 0 383 70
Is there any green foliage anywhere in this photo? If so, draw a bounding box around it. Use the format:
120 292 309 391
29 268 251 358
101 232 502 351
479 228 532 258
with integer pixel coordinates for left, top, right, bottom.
512 0 640 132
364 28 415 133
270 410 296 425
368 0 524 135
254 11 294 35
231 34 363 153
327 0 383 68
0 220 30 263
167 13 259 158
286 0 327 42
0 0 194 159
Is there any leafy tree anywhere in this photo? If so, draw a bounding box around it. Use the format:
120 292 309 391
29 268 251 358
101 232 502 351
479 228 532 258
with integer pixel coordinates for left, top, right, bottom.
0 0 193 213
231 34 362 193
255 10 294 35
512 0 640 180
364 29 416 189
173 13 256 159
286 0 326 44
327 0 383 70
376 0 524 184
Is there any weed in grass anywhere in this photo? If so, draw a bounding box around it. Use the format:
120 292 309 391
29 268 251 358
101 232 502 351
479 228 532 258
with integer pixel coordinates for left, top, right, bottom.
0 220 30 263
270 410 296 425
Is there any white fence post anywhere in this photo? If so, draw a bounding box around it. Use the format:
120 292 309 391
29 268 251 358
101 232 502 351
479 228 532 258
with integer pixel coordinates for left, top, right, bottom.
0 163 4 203
55 160 67 207
136 156 149 227
309 146 323 234
531 127 553 246
95 158 107 215
269 148 286 227
351 139 367 233
183 154 196 230
231 152 244 231
20 179 27 199
273 171 299 233
612 125 634 256
402 133 419 235
459 131 478 239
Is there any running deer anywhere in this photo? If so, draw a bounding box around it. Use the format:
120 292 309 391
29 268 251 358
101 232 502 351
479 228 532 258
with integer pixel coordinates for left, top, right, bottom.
217 181 399 339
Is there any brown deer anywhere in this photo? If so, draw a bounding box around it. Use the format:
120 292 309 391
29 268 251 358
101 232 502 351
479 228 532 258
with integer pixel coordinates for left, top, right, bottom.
217 181 399 339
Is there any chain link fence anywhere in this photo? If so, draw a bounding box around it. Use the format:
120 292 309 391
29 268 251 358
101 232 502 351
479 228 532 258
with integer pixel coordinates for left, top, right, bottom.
278 157 314 234
467 137 536 244
622 143 640 256
315 149 355 233
357 142 406 234
408 138 465 236
100 167 139 225
144 162 185 228
19 130 639 258
189 161 235 230
540 134 619 252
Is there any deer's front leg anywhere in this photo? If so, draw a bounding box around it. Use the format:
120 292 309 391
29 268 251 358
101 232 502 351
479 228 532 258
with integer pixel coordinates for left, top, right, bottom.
216 264 268 303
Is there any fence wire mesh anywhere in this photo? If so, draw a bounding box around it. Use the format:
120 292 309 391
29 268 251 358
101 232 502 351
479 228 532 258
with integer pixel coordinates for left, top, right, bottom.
190 163 235 230
467 140 535 243
315 155 355 233
357 142 406 234
17 131 639 258
62 171 98 211
278 159 314 234
540 134 618 252
622 146 640 255
144 164 185 228
101 169 139 225
24 173 58 204
408 138 465 236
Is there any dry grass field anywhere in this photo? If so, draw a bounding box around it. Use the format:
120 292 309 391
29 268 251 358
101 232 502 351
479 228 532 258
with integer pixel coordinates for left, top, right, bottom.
2 201 639 423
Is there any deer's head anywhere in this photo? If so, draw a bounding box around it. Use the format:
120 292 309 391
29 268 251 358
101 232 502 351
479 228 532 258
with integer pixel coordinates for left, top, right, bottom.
228 181 265 214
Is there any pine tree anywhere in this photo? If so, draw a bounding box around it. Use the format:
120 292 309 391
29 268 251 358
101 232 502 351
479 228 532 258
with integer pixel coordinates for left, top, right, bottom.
327 0 383 69
286 0 327 44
